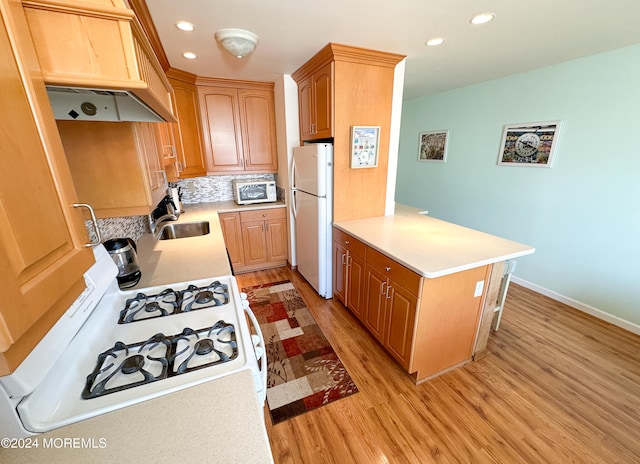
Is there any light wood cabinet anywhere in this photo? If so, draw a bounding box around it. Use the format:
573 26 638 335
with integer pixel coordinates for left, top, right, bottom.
364 247 420 369
297 61 333 140
333 227 492 382
293 44 405 222
21 0 175 122
333 228 366 320
157 122 178 182
218 212 245 270
57 121 168 218
218 208 287 274
363 263 388 341
198 78 278 174
0 0 94 375
166 69 207 179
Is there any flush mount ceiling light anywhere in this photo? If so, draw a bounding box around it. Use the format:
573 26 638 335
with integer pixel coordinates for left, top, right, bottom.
214 28 259 59
176 21 195 32
470 13 495 25
183 52 197 59
425 37 445 46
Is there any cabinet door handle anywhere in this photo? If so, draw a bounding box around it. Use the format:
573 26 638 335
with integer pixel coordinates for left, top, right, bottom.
73 203 101 247
345 240 350 245
164 145 176 159
176 161 183 173
346 255 352 268
380 281 387 295
386 284 393 299
341 253 347 265
385 266 391 272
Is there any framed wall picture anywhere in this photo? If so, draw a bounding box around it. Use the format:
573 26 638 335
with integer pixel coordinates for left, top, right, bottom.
350 126 380 169
498 121 561 167
418 130 449 162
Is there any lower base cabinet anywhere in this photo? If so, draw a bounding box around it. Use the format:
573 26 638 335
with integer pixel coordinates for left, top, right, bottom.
333 228 366 319
219 208 287 273
333 226 492 382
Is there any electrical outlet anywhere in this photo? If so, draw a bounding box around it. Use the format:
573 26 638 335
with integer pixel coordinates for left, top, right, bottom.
186 181 196 193
474 280 484 298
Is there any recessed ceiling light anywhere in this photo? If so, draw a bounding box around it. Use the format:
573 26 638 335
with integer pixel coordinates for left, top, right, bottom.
426 37 445 47
182 52 197 59
176 21 195 32
470 13 495 25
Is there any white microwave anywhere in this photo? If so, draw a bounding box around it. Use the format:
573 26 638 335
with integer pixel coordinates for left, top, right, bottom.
233 179 277 205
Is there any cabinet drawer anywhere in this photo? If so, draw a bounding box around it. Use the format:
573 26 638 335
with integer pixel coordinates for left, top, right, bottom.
333 228 366 259
240 207 285 223
366 247 421 296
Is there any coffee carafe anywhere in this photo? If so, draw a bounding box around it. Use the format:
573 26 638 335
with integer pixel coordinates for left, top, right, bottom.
104 238 141 289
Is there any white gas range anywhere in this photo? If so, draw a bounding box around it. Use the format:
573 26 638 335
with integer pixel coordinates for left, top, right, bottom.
0 245 266 438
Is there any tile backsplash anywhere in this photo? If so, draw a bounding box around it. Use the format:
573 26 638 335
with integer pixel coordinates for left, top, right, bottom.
84 174 277 243
175 174 275 204
85 215 149 243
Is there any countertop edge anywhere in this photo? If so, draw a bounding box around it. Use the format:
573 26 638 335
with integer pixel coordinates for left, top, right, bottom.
333 207 535 278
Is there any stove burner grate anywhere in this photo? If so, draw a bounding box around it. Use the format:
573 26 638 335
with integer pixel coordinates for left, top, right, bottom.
82 321 237 399
171 321 238 375
180 281 230 313
118 281 230 324
82 333 170 399
119 288 179 324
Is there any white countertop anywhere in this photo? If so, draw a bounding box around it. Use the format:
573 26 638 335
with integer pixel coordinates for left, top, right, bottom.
0 370 273 464
334 203 535 278
135 200 286 288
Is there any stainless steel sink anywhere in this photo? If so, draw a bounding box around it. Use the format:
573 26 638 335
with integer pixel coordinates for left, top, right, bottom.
156 221 210 240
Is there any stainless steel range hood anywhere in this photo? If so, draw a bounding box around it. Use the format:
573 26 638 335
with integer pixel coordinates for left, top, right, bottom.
47 87 164 123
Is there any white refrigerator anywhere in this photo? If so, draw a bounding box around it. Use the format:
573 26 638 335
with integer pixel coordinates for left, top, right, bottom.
292 143 333 298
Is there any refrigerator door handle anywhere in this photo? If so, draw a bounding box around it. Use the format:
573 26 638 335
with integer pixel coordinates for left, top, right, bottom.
292 189 298 219
291 156 297 190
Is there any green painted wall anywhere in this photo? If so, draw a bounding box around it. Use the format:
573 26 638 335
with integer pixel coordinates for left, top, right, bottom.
396 44 640 327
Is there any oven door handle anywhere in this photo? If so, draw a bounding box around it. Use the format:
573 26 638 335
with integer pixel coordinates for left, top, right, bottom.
243 302 267 401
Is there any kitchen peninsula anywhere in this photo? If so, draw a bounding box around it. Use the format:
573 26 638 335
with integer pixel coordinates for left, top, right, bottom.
333 203 535 382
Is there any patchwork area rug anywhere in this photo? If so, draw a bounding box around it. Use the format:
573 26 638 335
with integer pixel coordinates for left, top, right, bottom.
242 280 358 424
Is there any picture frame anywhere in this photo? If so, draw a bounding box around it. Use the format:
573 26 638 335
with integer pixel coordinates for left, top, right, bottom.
498 121 561 167
350 126 380 169
418 130 449 163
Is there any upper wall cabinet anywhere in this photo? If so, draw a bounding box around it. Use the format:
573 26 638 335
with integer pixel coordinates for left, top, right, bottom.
293 43 405 222
0 0 94 374
57 121 168 218
296 61 333 141
21 0 175 122
166 68 207 179
197 78 278 174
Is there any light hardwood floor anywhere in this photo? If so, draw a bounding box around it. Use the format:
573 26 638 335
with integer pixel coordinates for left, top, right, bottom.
236 267 640 464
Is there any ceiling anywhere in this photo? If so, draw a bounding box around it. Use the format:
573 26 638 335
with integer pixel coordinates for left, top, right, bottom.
146 0 640 100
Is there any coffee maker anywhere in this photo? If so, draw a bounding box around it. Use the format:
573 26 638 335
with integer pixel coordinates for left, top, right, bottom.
104 238 141 289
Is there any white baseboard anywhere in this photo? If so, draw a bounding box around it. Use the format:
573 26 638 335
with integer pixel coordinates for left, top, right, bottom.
511 276 640 336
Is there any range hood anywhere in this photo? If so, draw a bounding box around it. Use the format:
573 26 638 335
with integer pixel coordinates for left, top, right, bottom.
47 87 164 123
22 0 176 123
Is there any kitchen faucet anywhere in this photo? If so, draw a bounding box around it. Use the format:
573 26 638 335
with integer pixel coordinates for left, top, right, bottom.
149 195 181 235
